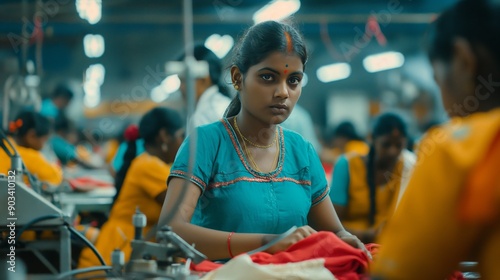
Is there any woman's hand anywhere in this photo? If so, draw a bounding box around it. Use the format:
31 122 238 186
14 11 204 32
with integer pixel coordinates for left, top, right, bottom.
337 230 373 260
264 226 317 254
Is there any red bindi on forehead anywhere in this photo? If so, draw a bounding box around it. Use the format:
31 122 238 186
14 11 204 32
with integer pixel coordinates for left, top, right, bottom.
283 63 289 74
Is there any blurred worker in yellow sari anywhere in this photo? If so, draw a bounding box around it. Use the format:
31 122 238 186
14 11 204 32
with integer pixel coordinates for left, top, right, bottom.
78 107 184 268
0 111 63 187
372 0 500 279
330 113 415 243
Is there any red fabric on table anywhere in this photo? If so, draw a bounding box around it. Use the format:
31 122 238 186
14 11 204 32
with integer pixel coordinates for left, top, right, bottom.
192 231 375 280
191 232 463 280
69 177 114 191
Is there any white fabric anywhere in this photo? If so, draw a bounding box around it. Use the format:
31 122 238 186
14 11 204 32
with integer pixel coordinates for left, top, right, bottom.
395 149 417 209
201 254 336 280
187 85 231 134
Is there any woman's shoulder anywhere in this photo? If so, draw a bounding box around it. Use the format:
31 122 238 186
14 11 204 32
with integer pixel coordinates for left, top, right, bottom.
129 153 170 174
341 151 365 162
341 153 366 171
15 145 43 160
281 126 311 147
190 119 228 138
181 120 232 156
419 110 500 165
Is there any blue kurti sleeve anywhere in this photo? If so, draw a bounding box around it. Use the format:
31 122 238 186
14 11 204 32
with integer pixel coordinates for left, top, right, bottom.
329 155 350 206
168 126 218 193
50 136 77 164
309 143 329 206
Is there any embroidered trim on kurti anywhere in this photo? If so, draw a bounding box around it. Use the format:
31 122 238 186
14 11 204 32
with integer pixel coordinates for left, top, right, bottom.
312 186 330 206
221 119 285 179
208 177 311 189
170 170 207 190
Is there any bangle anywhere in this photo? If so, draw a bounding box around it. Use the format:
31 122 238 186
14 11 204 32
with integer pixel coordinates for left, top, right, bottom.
227 232 235 258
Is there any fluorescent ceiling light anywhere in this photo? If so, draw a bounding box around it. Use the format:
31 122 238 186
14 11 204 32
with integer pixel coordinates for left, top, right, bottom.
76 0 102 24
86 64 105 85
151 74 181 103
316 63 351 83
161 74 181 94
84 94 100 108
363 51 405 73
205 34 234 59
253 0 301 24
83 34 105 58
83 80 101 108
151 86 167 103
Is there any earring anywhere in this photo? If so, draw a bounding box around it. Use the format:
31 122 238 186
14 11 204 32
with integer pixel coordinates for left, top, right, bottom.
161 143 168 152
234 84 240 91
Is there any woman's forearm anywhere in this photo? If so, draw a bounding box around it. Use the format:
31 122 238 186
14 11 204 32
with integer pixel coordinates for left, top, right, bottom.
342 227 376 243
169 221 276 260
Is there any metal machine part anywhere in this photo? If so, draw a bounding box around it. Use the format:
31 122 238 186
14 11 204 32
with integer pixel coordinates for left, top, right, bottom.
133 207 147 241
0 178 72 279
109 209 207 279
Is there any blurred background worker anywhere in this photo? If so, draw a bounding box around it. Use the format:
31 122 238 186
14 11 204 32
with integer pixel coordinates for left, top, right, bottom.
330 112 415 243
179 44 232 134
0 111 63 187
39 85 74 120
372 0 500 278
78 107 184 269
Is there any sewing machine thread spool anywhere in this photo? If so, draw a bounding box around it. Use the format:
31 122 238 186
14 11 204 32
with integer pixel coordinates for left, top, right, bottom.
133 207 147 240
111 249 125 274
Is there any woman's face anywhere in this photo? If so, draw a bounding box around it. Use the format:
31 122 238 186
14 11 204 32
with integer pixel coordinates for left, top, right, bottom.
236 51 304 125
25 130 49 151
373 129 407 167
432 60 458 117
431 39 478 118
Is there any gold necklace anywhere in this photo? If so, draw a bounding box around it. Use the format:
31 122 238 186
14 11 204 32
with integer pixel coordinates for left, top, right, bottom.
243 135 280 173
233 116 277 149
233 117 280 173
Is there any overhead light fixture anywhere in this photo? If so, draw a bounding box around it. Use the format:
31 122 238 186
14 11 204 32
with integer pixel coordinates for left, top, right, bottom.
151 87 167 103
161 74 181 94
86 64 105 85
253 0 301 24
205 34 234 59
316 63 351 83
84 63 105 108
83 80 101 108
83 34 105 58
363 51 405 73
76 0 102 24
151 74 181 103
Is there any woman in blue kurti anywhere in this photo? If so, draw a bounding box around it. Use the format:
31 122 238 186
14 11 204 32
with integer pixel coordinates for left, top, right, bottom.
159 20 368 261
172 120 325 234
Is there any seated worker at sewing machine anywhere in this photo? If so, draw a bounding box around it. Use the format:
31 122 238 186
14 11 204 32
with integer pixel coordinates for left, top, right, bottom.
78 107 184 269
330 113 415 244
0 111 63 187
49 114 101 169
159 20 368 261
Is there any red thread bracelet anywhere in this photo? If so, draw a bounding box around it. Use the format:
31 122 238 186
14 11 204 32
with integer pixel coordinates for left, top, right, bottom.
227 232 235 258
